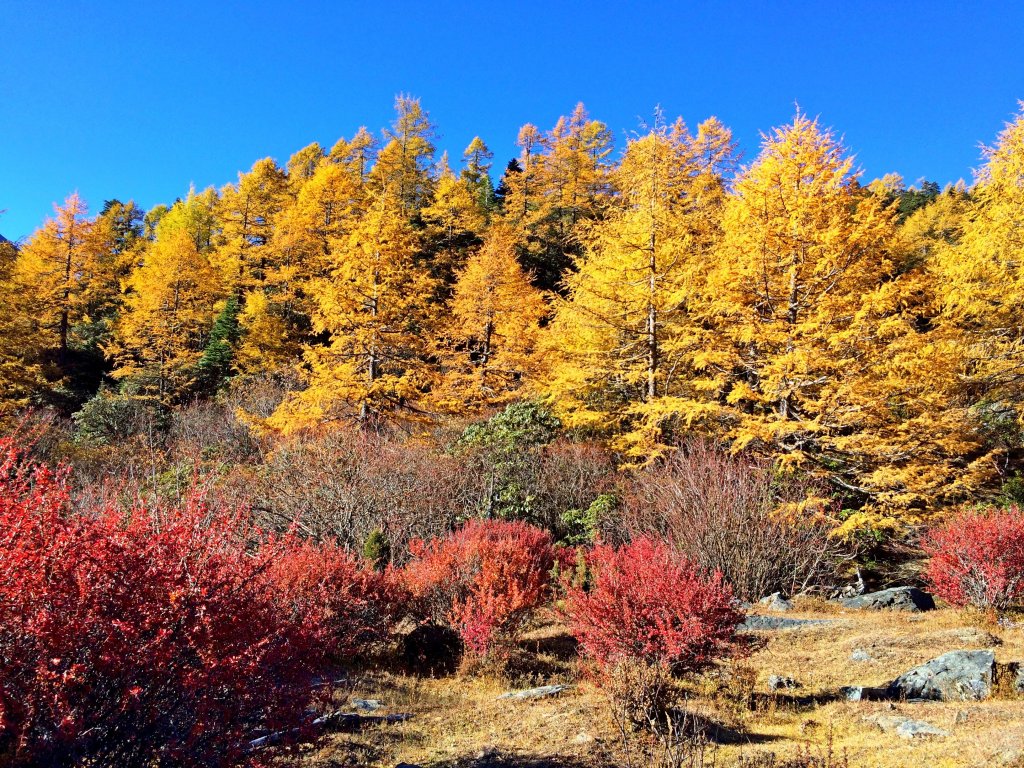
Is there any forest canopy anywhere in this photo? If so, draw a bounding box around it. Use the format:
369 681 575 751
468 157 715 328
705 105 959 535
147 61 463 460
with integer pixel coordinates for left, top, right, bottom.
5 96 1024 528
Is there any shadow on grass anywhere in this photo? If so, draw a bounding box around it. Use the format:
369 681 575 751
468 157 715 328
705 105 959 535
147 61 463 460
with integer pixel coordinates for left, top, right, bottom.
430 750 604 768
751 690 848 712
680 710 782 746
518 631 580 660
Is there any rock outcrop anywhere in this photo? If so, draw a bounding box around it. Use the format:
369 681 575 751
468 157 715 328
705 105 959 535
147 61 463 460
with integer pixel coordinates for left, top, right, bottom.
887 650 995 701
839 586 935 612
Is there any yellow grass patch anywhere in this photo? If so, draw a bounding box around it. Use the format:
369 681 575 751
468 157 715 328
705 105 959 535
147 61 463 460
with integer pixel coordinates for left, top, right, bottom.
280 606 1024 767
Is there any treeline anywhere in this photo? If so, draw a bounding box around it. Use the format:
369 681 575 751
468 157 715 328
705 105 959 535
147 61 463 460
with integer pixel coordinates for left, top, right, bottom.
3 97 1024 526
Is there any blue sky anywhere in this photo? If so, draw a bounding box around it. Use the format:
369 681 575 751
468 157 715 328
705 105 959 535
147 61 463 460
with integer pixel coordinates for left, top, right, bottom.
2 1 1023 241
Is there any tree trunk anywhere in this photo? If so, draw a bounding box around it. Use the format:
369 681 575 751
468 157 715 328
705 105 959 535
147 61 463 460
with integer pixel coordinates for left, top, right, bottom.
361 266 380 426
646 228 658 400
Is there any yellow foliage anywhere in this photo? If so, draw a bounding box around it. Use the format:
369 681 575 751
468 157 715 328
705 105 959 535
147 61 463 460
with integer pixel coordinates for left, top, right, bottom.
0 236 44 412
432 222 547 413
212 158 289 294
270 189 438 431
17 102 1024 527
544 114 735 460
236 291 298 374
14 193 117 361
502 104 614 289
109 195 222 403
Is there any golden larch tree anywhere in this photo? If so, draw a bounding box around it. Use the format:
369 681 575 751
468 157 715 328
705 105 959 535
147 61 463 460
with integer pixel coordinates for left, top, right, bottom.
421 154 487 288
270 102 441 431
545 116 734 460
0 234 44 413
905 107 1024 512
213 158 289 294
14 193 116 365
503 105 613 291
433 222 548 413
708 114 900 479
110 194 222 403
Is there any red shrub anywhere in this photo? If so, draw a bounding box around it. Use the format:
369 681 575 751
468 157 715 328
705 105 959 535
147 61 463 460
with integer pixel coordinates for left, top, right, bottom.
923 507 1024 611
403 519 555 657
266 536 407 658
0 437 378 768
562 538 742 672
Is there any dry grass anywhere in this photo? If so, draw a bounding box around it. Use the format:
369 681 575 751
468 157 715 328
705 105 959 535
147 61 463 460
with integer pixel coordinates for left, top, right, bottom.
276 607 1024 768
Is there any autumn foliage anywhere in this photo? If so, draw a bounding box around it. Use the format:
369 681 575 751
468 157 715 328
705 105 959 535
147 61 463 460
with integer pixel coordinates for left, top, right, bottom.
0 436 389 767
562 538 742 672
403 519 555 657
923 507 1024 611
8 100 1024 523
266 535 406 659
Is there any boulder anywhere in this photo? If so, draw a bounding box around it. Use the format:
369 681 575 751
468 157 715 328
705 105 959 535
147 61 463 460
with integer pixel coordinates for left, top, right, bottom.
850 649 873 662
351 698 383 712
888 650 994 701
839 586 935 612
741 615 836 631
758 592 794 612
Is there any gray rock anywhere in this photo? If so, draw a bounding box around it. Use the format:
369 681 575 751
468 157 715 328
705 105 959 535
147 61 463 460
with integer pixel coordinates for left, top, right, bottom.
351 698 383 711
1014 663 1024 696
888 650 995 701
758 592 794 612
850 649 873 662
866 713 948 739
741 615 836 631
839 586 935 612
842 685 889 701
496 684 570 701
896 719 949 739
767 674 798 691
843 686 864 701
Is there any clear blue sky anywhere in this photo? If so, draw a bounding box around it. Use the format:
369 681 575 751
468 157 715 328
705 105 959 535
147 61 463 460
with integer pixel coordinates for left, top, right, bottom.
2 1 1023 241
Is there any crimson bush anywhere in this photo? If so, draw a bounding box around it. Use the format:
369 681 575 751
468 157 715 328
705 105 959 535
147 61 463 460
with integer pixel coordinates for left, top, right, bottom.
0 437 384 767
267 535 406 659
403 519 555 657
923 506 1024 611
562 537 742 672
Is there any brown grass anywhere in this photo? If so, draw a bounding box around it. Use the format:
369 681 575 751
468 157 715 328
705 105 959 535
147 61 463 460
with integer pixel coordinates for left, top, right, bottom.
277 607 1024 768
